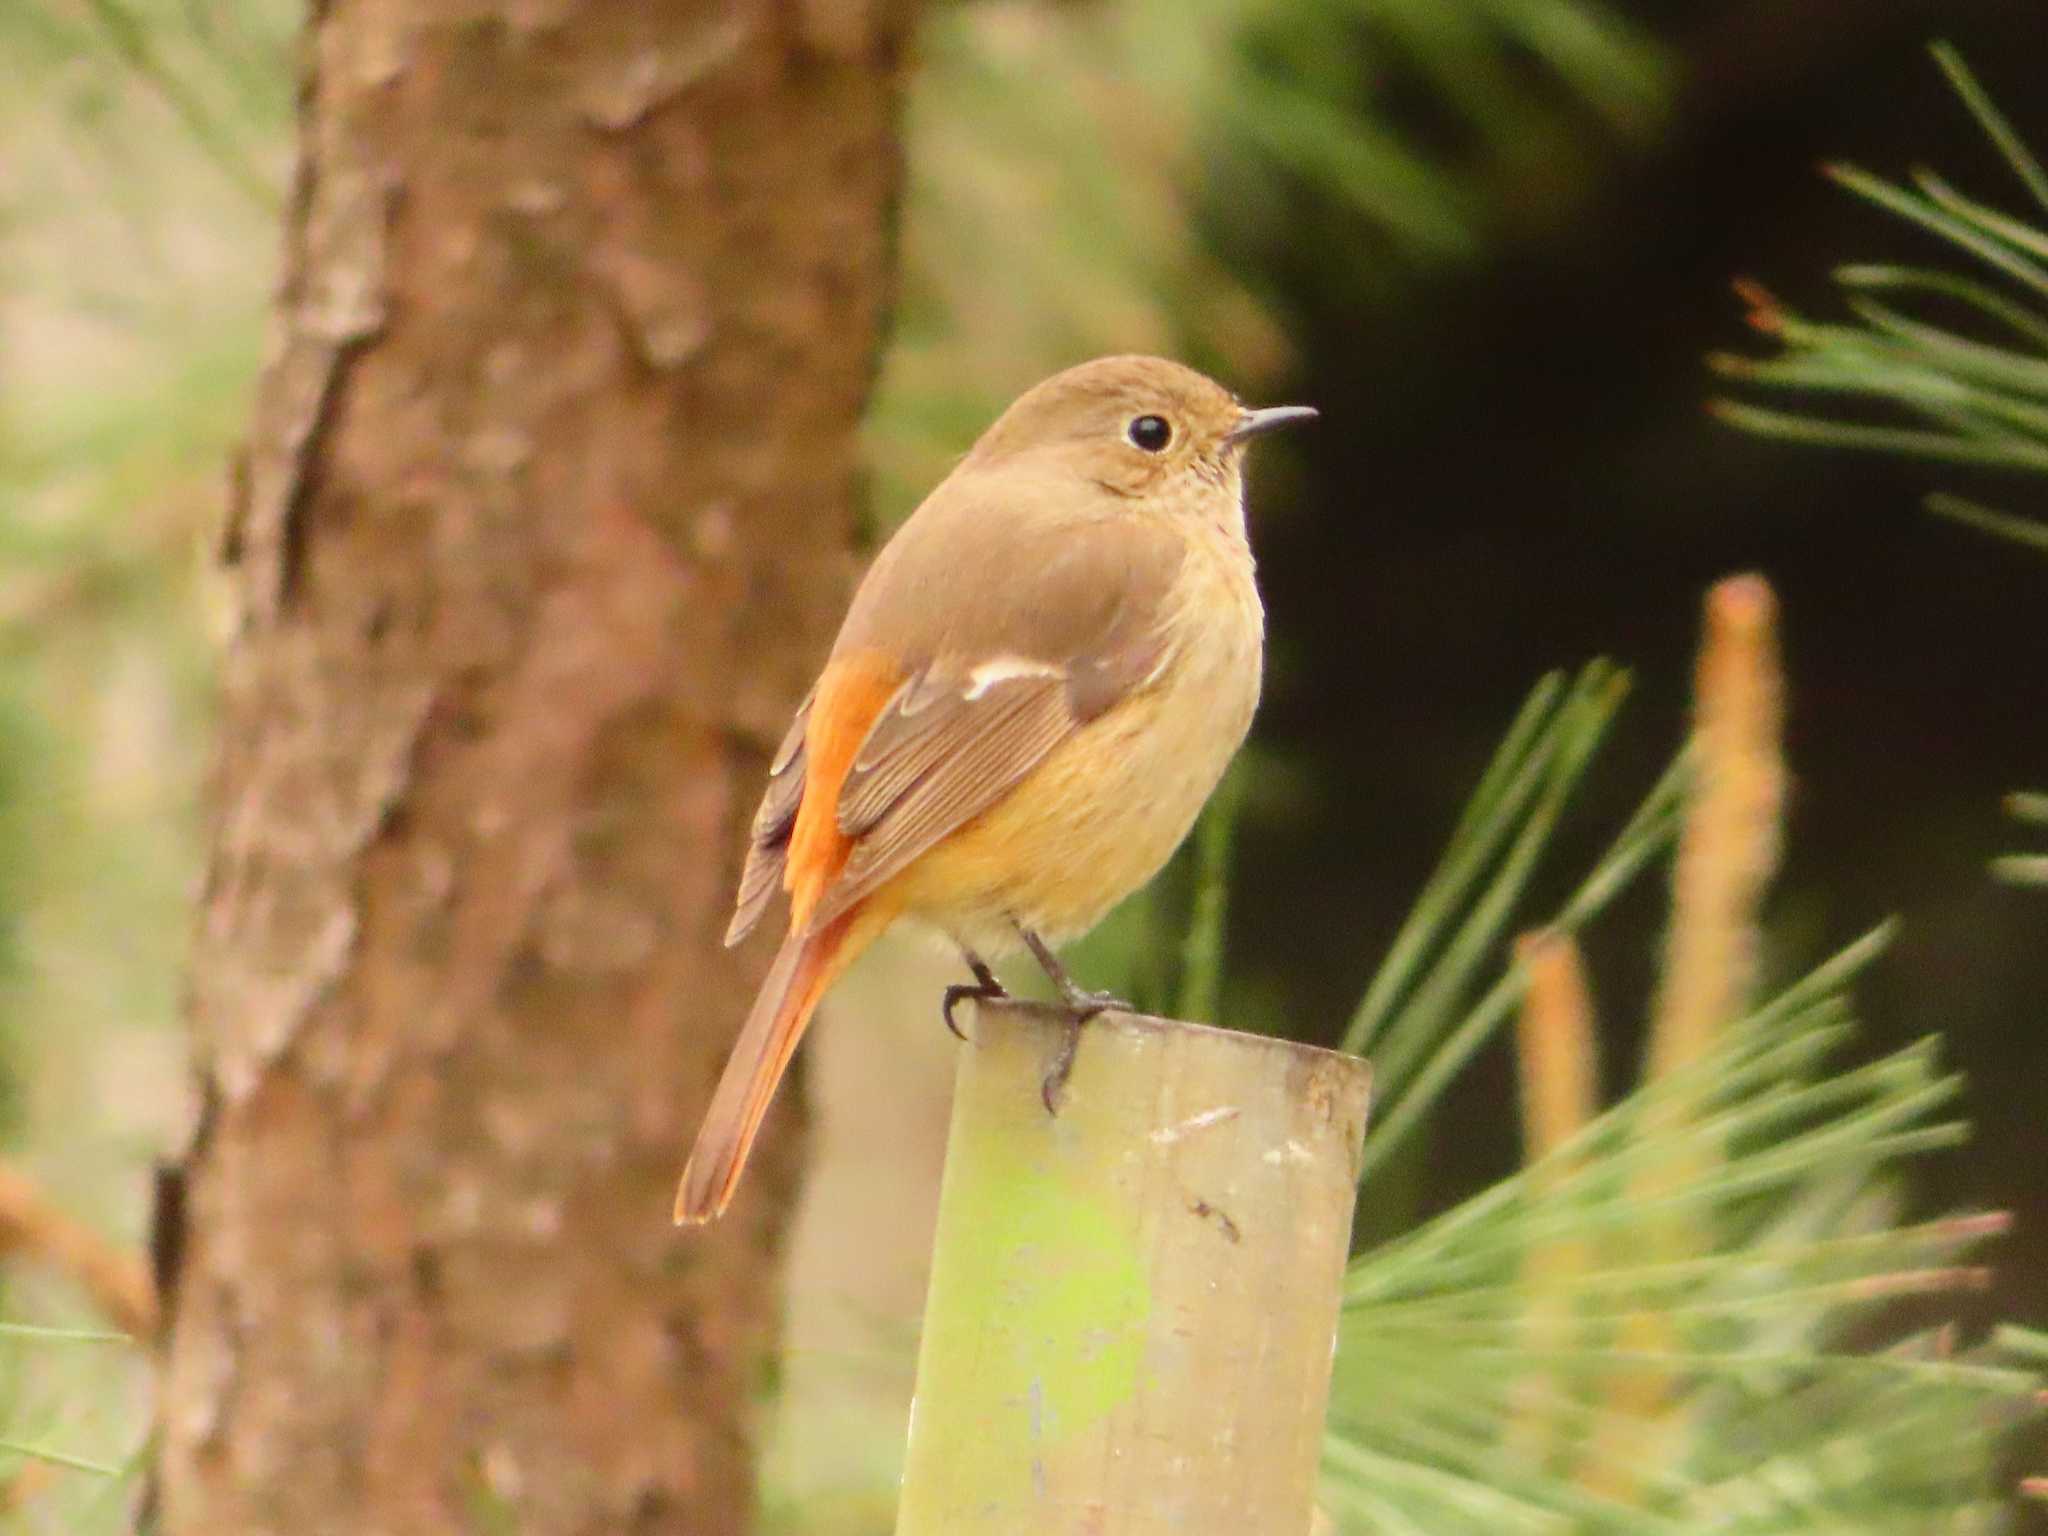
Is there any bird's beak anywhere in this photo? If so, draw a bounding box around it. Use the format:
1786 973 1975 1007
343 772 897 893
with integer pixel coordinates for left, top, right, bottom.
1227 404 1319 446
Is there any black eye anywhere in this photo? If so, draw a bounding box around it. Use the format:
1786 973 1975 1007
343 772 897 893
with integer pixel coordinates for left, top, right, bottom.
1126 414 1172 453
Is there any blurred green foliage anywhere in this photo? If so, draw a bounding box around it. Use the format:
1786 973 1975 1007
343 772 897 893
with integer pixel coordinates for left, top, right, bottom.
870 0 1674 516
0 0 286 1521
2000 794 2048 890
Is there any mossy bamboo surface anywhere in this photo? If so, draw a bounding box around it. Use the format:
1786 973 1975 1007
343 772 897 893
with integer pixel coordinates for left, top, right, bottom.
896 1000 1370 1536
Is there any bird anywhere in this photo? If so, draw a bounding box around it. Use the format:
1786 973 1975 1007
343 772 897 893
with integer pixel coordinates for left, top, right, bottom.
675 354 1315 1224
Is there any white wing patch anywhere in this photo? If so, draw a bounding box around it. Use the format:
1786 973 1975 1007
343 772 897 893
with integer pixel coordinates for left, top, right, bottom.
963 655 1065 701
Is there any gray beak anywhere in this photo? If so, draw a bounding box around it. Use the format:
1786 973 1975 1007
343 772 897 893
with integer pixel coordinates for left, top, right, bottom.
1227 404 1319 446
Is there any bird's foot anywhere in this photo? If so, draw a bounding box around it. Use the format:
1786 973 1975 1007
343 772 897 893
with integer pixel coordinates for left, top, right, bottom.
1039 986 1129 1115
940 979 1009 1041
1012 922 1130 1114
941 949 1010 1041
1056 983 1129 1018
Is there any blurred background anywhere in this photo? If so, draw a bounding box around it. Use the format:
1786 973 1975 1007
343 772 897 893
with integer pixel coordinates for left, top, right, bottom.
0 0 2041 1528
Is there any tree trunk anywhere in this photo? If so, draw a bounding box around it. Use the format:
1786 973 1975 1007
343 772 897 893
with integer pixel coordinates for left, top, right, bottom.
156 3 910 1531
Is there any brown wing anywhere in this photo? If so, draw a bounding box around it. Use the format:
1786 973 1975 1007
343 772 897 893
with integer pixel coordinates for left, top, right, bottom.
798 499 1186 935
730 470 1191 943
803 672 1078 932
838 666 1054 835
724 687 814 947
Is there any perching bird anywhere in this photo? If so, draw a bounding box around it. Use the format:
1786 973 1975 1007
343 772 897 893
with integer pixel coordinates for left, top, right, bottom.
676 355 1315 1224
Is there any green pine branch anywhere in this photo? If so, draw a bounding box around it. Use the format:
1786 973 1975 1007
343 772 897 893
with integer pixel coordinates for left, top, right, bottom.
1314 576 2043 1531
1710 43 2048 553
1709 43 2048 898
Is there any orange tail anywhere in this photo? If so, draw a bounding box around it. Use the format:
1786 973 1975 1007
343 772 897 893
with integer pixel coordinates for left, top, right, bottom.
675 911 867 1225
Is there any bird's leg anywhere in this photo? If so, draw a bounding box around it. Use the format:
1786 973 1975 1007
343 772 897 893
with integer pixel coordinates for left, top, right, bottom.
1017 925 1129 1015
1015 924 1130 1113
940 947 1009 1041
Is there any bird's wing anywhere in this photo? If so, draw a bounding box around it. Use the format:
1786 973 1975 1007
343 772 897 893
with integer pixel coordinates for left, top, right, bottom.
725 687 813 947
725 490 1187 943
810 505 1185 933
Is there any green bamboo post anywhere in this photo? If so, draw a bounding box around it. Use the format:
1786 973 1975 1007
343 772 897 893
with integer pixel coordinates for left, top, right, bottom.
896 1000 1371 1536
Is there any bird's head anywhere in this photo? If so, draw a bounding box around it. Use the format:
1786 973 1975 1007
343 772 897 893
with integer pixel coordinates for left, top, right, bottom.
963 355 1316 518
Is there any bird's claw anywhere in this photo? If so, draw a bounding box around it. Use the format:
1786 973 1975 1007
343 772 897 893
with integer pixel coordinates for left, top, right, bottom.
1040 1049 1073 1116
1039 992 1125 1115
940 979 1008 1041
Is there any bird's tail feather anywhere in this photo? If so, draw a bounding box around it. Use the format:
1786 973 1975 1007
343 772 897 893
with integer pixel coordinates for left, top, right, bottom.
674 910 863 1225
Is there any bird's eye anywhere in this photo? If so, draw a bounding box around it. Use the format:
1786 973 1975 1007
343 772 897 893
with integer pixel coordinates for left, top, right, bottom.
1126 414 1173 453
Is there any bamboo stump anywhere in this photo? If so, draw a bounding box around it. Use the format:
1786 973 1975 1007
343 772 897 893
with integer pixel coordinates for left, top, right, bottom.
897 1000 1371 1536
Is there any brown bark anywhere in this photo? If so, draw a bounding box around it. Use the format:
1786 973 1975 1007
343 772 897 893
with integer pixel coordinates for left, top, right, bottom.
156 3 910 1532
